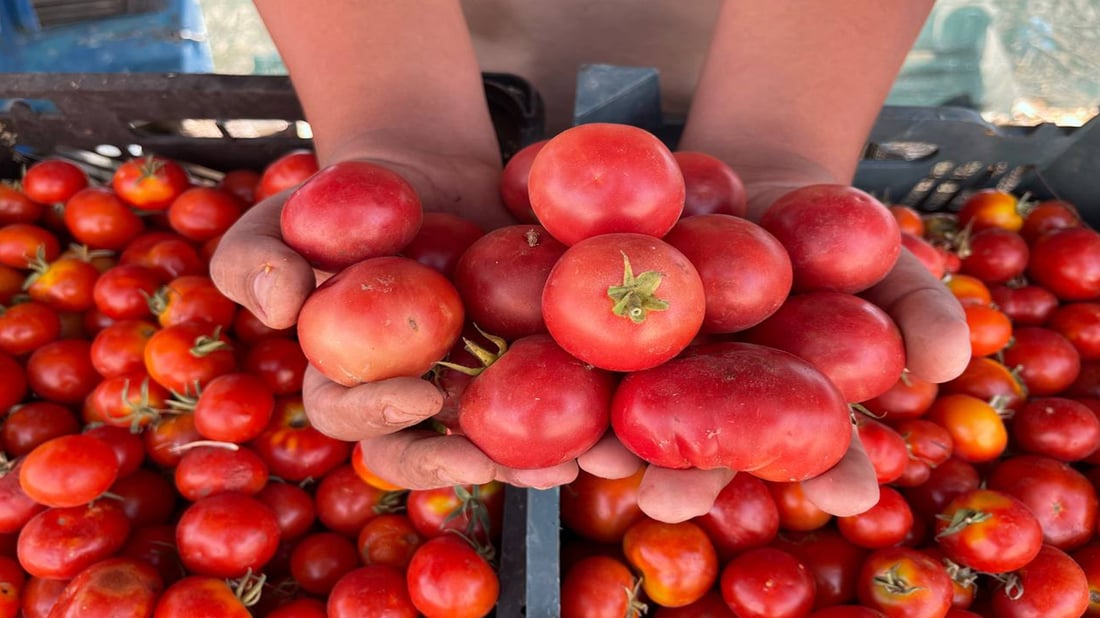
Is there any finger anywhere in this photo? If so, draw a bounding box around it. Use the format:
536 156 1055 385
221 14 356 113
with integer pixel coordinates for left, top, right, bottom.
495 462 579 489
302 364 443 441
862 249 971 383
356 431 498 489
577 432 644 479
209 190 316 329
637 466 735 523
800 424 879 517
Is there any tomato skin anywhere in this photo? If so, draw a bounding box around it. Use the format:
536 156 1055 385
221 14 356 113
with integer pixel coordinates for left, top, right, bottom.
957 189 1023 232
959 228 1029 284
1001 326 1081 397
166 187 242 242
561 468 645 544
612 342 851 481
529 123 684 245
924 393 1006 463
773 528 869 608
990 545 1089 618
857 546 953 618
152 575 252 618
934 489 1043 574
48 557 162 618
248 395 351 482
663 214 792 334
173 445 269 500
720 547 816 618
357 513 422 570
19 434 119 507
143 321 237 395
17 501 131 579
406 535 499 618
1028 227 1100 301
1049 302 1100 361
674 151 747 218
112 156 190 211
62 187 143 250
401 212 486 278
256 150 319 202
837 486 914 550
175 492 280 578
499 140 547 223
760 184 900 294
1012 397 1100 462
282 161 423 271
458 334 613 469
561 555 643 618
298 256 464 386
622 518 718 608
328 565 417 618
987 455 1098 551
695 472 779 561
192 372 275 443
22 160 88 204
0 223 59 269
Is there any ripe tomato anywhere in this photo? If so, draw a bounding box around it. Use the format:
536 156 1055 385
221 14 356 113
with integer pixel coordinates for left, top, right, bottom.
0 459 46 535
89 319 157 378
1073 545 1100 617
230 307 292 344
561 554 644 618
543 233 704 371
192 372 274 443
0 401 78 458
256 150 318 202
458 334 614 469
453 225 566 340
889 204 925 236
862 372 939 421
759 184 900 294
357 513 422 570
674 150 747 218
942 357 1026 413
964 303 1013 358
406 535 499 618
857 546 953 618
958 228 1029 284
17 501 131 579
1013 397 1100 461
988 283 1059 326
24 255 99 313
560 468 645 544
773 528 869 608
297 256 464 386
175 492 280 578
924 393 1007 463
837 486 914 549
612 342 850 481
1002 326 1081 397
695 473 779 561
249 395 350 481
314 465 401 537
81 424 144 479
990 545 1088 618
663 213 792 334
143 320 237 395
944 273 992 306
109 469 178 528
328 565 417 618
290 532 362 596
151 275 238 330
19 434 119 507
0 265 23 304
0 223 59 269
217 169 260 206
21 576 68 618
1028 227 1100 301
498 139 547 223
1049 302 1100 361
242 337 307 395
91 264 161 321
112 156 190 211
0 182 41 225
166 187 242 242
21 160 88 204
48 557 162 618
255 482 315 541
623 518 718 608
903 457 981 521
118 232 204 280
528 123 684 245
174 445 269 500
1020 199 1081 244
0 554 23 618
934 488 1043 573
62 187 143 250
956 188 1023 232
720 547 816 618
768 481 833 532
902 232 947 279
988 455 1098 551
406 482 504 545
400 211 485 278
152 575 252 618
856 417 909 484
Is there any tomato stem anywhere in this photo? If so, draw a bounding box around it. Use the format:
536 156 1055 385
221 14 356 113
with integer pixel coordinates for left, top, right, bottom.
935 507 992 538
524 227 542 247
434 326 509 376
230 569 267 607
872 564 924 595
607 252 669 324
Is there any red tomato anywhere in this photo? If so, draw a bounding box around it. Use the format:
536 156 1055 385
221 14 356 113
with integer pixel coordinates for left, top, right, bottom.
63 188 143 250
357 513 422 570
560 468 645 544
695 472 780 561
988 455 1098 551
24 256 99 313
405 482 504 546
17 501 131 579
314 465 400 537
217 169 260 206
0 459 46 535
289 532 362 596
528 123 684 245
143 320 237 395
152 275 238 330
990 545 1089 618
0 401 79 458
856 417 909 484
760 184 900 294
720 547 816 618
0 554 22 618
857 546 953 618
808 607 887 618
934 488 1043 573
651 590 734 617
543 233 704 371
173 445 268 500
175 492 280 578
0 265 23 305
48 557 162 618
327 565 417 618
0 223 59 269
1002 326 1081 397
664 214 792 333
623 518 718 608
255 482 315 542
837 486 914 549
118 232 204 280
1073 545 1100 617
903 457 981 521
242 336 307 395
256 150 318 202
111 156 190 211
1020 199 1081 244
142 412 202 469
499 139 547 223
400 211 485 278
458 334 614 469
561 554 644 618
152 575 252 617
773 528 869 608
958 228 1029 283
19 434 119 507
1028 227 1100 301
21 160 88 204
265 598 327 618
1012 397 1100 461
0 182 41 225
109 469 178 528
942 357 1026 413
20 576 67 618
82 424 144 479
230 307 292 344
890 205 925 236
989 283 1059 326
90 319 158 378
166 187 242 242
406 535 499 618
612 342 851 481
769 481 833 532
281 161 423 271
1049 302 1100 361
192 372 274 443
902 232 947 279
297 256 464 386
91 264 161 321
674 151 747 218
249 395 351 482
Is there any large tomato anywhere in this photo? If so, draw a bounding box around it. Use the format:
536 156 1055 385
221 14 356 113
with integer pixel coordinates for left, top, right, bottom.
405 535 499 618
542 233 705 372
987 455 1098 551
934 488 1043 574
989 545 1089 618
856 547 953 618
611 342 851 481
297 256 464 386
527 123 684 245
47 557 162 618
1027 227 1100 300
720 547 815 618
622 518 717 608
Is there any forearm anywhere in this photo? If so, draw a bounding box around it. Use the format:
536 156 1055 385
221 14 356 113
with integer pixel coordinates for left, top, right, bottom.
254 0 500 169
680 0 935 216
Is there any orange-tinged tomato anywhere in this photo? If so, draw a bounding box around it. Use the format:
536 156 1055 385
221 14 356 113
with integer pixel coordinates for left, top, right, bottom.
889 205 925 237
351 443 405 491
964 304 1013 358
957 189 1024 233
944 273 992 307
925 393 1007 463
943 357 1027 412
623 518 718 608
768 481 832 532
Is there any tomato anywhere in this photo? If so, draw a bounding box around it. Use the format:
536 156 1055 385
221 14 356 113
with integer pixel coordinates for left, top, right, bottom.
1049 302 1100 361
315 465 402 537
0 265 23 305
837 486 914 549
152 275 238 330
407 534 499 618
0 554 22 618
903 457 981 521
175 492 280 578
109 469 178 528
964 303 1013 358
499 139 547 223
120 524 183 587
808 607 887 618
934 488 1043 573
255 482 315 542
174 445 269 500
21 575 68 618
88 319 156 379
217 169 260 206
988 455 1098 551
256 150 318 202
774 528 869 608
166 187 242 242
19 434 119 507
327 565 417 618
959 228 1029 284
21 160 88 204
695 472 779 561
1073 545 1100 617
902 232 947 279
942 356 1026 413
241 337 306 396
17 501 131 579
143 320 237 395
112 156 190 211
889 205 925 236
0 401 78 458
612 342 850 481
458 334 613 468
401 212 486 278
560 468 645 544
0 459 45 534
356 512 421 570
990 545 1089 618
265 598 328 618
957 189 1023 232
768 481 833 532
1013 397 1100 461
1002 326 1081 397
561 554 644 618
746 291 905 402
0 223 59 269
289 531 362 596
142 412 202 468
192 372 274 443
23 255 99 313
622 518 717 608
453 225 566 340
351 445 404 491
91 265 160 321
249 395 351 481
856 417 909 484
152 575 252 618
674 150 747 218
760 184 900 293
1028 227 1100 301
944 273 992 306
720 547 816 618
406 482 504 545
230 307 292 344
528 123 684 245
663 213 792 334
297 256 464 386
857 546 953 618
1020 199 1081 244
48 557 162 618
82 424 144 479
118 232 204 280
651 590 734 617
924 393 1006 463
62 187 143 250
0 184 41 229
543 233 704 371
989 283 1059 326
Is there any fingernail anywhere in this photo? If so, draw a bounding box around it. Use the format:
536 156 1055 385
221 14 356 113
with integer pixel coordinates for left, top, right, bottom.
251 270 273 320
381 405 423 427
